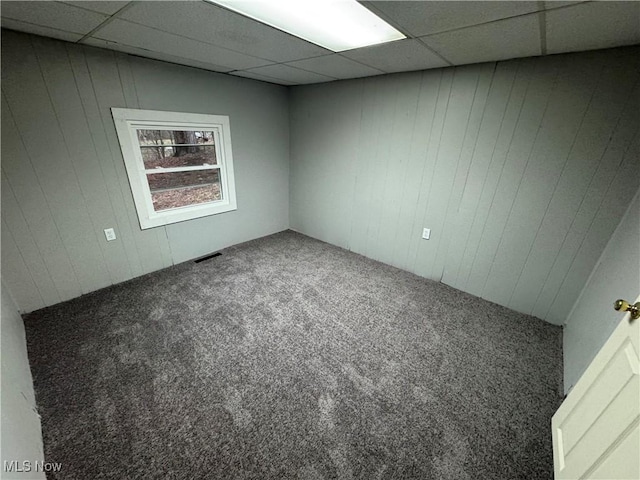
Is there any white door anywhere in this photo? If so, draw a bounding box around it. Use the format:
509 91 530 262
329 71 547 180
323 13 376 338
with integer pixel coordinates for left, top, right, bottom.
552 295 640 479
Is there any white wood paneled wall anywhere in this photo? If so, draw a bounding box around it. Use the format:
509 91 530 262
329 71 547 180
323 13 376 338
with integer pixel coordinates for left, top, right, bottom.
290 47 640 325
563 189 640 392
1 280 45 475
1 30 290 313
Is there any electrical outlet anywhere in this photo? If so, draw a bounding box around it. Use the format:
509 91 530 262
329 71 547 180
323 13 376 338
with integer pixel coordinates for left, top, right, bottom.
104 228 117 242
422 228 431 240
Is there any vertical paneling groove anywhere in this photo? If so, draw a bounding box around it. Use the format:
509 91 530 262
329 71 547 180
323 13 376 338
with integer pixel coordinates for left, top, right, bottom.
349 77 386 255
503 65 605 309
0 151 61 308
82 47 145 278
443 59 530 289
0 175 55 309
65 45 136 283
290 46 640 325
405 69 453 274
415 65 485 279
2 30 291 313
375 73 422 267
0 91 83 302
16 35 108 296
31 36 114 291
363 77 400 260
546 129 640 322
454 58 540 293
429 64 487 281
1 216 44 312
390 69 441 271
464 55 561 298
388 71 426 265
411 68 456 278
435 62 505 281
534 81 640 320
2 36 91 301
64 45 133 285
510 53 639 314
345 79 367 251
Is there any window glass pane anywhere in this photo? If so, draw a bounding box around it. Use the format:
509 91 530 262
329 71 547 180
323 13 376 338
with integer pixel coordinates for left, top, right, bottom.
137 130 214 146
147 170 222 211
147 169 219 191
151 184 222 211
141 145 217 169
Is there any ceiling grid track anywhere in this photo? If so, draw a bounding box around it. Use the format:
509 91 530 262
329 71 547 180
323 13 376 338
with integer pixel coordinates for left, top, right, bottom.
1 1 637 86
76 2 134 44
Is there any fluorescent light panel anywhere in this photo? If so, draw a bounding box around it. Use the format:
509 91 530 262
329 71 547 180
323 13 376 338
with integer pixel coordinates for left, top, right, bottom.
208 0 406 52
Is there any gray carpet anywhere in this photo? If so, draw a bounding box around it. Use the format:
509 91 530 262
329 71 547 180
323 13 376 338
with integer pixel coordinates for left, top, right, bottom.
24 230 563 479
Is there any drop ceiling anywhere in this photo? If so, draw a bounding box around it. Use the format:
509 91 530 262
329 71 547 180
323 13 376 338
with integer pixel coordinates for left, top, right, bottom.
1 1 639 86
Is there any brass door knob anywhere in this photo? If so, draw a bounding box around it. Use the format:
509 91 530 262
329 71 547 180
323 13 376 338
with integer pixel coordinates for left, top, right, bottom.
614 299 640 320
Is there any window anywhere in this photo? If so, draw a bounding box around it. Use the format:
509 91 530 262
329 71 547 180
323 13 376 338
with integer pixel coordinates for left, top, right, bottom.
111 108 237 229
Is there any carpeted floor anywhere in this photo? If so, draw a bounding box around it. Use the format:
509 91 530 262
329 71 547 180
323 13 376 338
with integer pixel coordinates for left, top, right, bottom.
24 230 563 479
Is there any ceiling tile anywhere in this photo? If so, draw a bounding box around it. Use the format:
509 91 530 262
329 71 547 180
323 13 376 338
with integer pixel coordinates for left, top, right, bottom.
83 37 235 73
61 1 129 16
421 14 541 65
546 1 640 54
365 1 540 37
119 1 330 63
285 54 383 80
230 70 294 86
342 38 449 73
239 64 335 85
3 0 638 87
89 19 272 70
1 1 108 35
1 17 84 42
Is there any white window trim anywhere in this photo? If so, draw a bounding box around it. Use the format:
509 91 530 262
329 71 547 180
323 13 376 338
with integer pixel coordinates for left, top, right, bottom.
111 108 237 229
